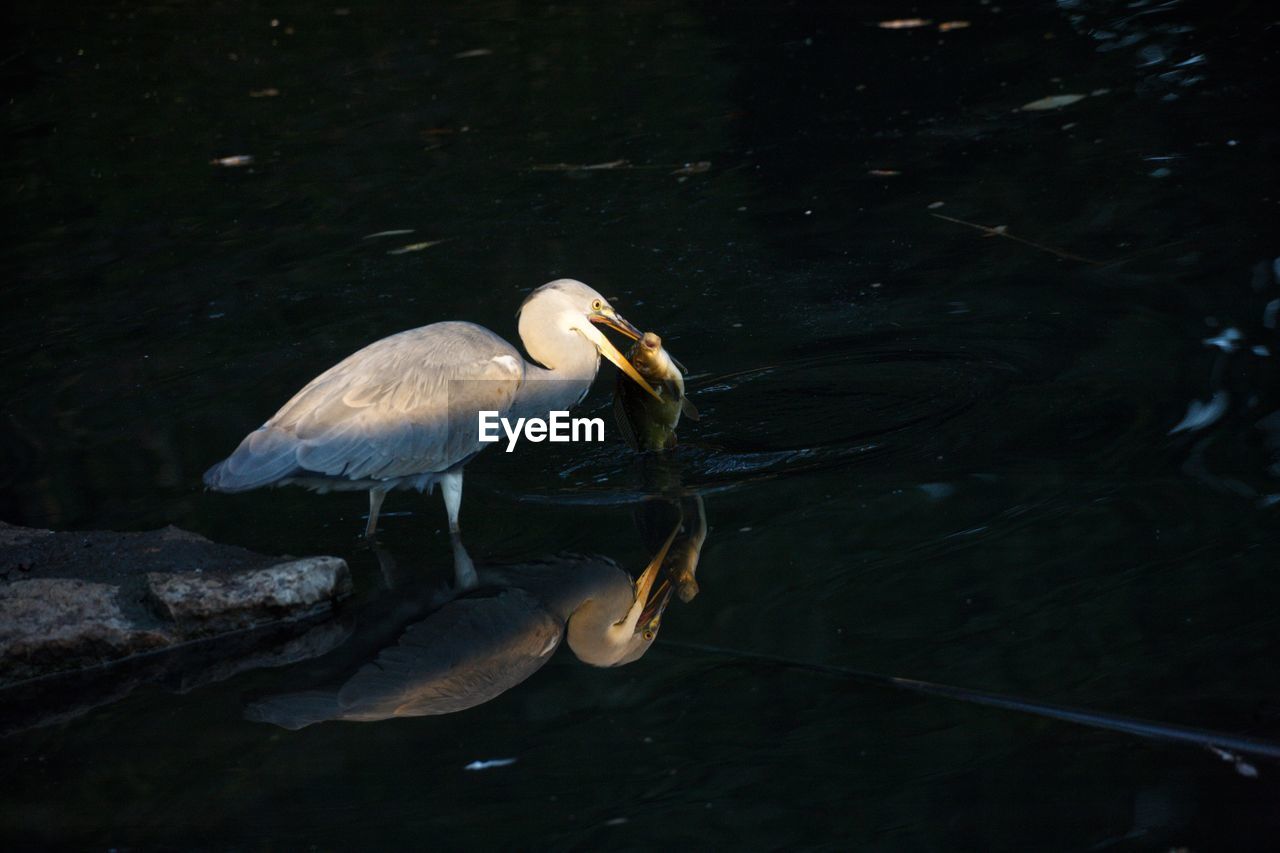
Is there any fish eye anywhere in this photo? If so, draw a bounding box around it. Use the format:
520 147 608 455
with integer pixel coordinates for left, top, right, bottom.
591 298 604 312
643 630 654 641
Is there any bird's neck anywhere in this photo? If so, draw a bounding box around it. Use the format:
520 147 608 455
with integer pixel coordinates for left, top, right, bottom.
514 329 599 418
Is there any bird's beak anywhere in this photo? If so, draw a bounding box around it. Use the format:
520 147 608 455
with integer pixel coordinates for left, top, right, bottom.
584 315 664 402
590 310 643 342
634 521 679 632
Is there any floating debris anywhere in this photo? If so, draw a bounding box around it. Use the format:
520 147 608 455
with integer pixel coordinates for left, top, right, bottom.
1169 391 1229 435
938 21 971 32
387 239 448 255
454 48 493 59
464 758 517 771
210 155 254 167
877 19 931 29
1020 94 1087 111
362 229 416 240
868 168 901 177
249 88 280 98
1209 746 1260 779
1202 327 1243 353
532 159 631 172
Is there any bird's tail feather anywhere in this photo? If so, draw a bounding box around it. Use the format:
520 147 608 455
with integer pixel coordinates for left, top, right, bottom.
203 426 302 492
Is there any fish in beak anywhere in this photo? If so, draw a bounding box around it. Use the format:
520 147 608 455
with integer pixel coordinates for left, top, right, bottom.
587 310 664 402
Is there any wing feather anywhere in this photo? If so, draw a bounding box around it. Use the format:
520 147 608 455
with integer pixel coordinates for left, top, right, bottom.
204 321 524 490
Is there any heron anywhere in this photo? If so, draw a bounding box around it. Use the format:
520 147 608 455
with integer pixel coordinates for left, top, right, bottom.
246 533 679 729
203 279 661 540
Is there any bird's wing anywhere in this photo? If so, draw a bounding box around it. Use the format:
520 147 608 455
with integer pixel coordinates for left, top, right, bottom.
208 322 525 488
336 589 564 718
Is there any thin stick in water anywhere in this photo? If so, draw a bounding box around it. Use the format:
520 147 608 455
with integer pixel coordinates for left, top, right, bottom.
931 212 1102 266
663 640 1280 766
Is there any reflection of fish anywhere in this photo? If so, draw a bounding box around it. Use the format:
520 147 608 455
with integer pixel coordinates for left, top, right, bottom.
665 495 706 602
613 332 699 451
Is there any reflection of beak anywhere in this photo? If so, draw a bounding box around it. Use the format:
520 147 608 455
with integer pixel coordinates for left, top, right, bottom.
585 315 663 402
634 520 680 631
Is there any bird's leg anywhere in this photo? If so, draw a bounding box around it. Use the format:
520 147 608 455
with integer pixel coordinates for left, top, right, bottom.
440 470 463 534
439 470 476 589
365 487 387 539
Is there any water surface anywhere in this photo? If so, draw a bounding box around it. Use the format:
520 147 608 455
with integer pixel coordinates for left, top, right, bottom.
2 0 1278 848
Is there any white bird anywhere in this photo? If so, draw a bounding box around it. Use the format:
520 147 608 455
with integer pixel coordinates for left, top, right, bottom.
203 279 660 540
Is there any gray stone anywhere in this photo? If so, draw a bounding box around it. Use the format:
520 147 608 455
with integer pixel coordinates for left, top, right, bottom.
0 578 174 682
0 523 352 687
147 556 352 632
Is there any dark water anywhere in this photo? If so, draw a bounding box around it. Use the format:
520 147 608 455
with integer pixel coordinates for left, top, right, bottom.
3 0 1278 847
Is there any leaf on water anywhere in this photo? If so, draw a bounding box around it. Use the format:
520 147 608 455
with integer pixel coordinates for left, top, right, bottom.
464 758 517 771
387 239 448 255
1020 94 1087 111
878 19 931 29
210 155 254 167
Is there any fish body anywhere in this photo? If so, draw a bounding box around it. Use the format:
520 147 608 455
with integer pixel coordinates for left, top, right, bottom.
613 332 698 452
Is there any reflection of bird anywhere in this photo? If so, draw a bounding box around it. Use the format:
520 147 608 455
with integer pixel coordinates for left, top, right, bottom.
246 540 676 729
204 279 659 538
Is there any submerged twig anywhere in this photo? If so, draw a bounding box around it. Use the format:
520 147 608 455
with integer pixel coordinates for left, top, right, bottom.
530 159 711 175
931 212 1102 265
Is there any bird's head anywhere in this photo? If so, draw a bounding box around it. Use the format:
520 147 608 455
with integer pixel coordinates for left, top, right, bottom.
518 279 662 399
565 531 677 667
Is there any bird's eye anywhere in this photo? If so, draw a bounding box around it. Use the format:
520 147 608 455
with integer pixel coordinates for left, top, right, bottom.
591 299 604 312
